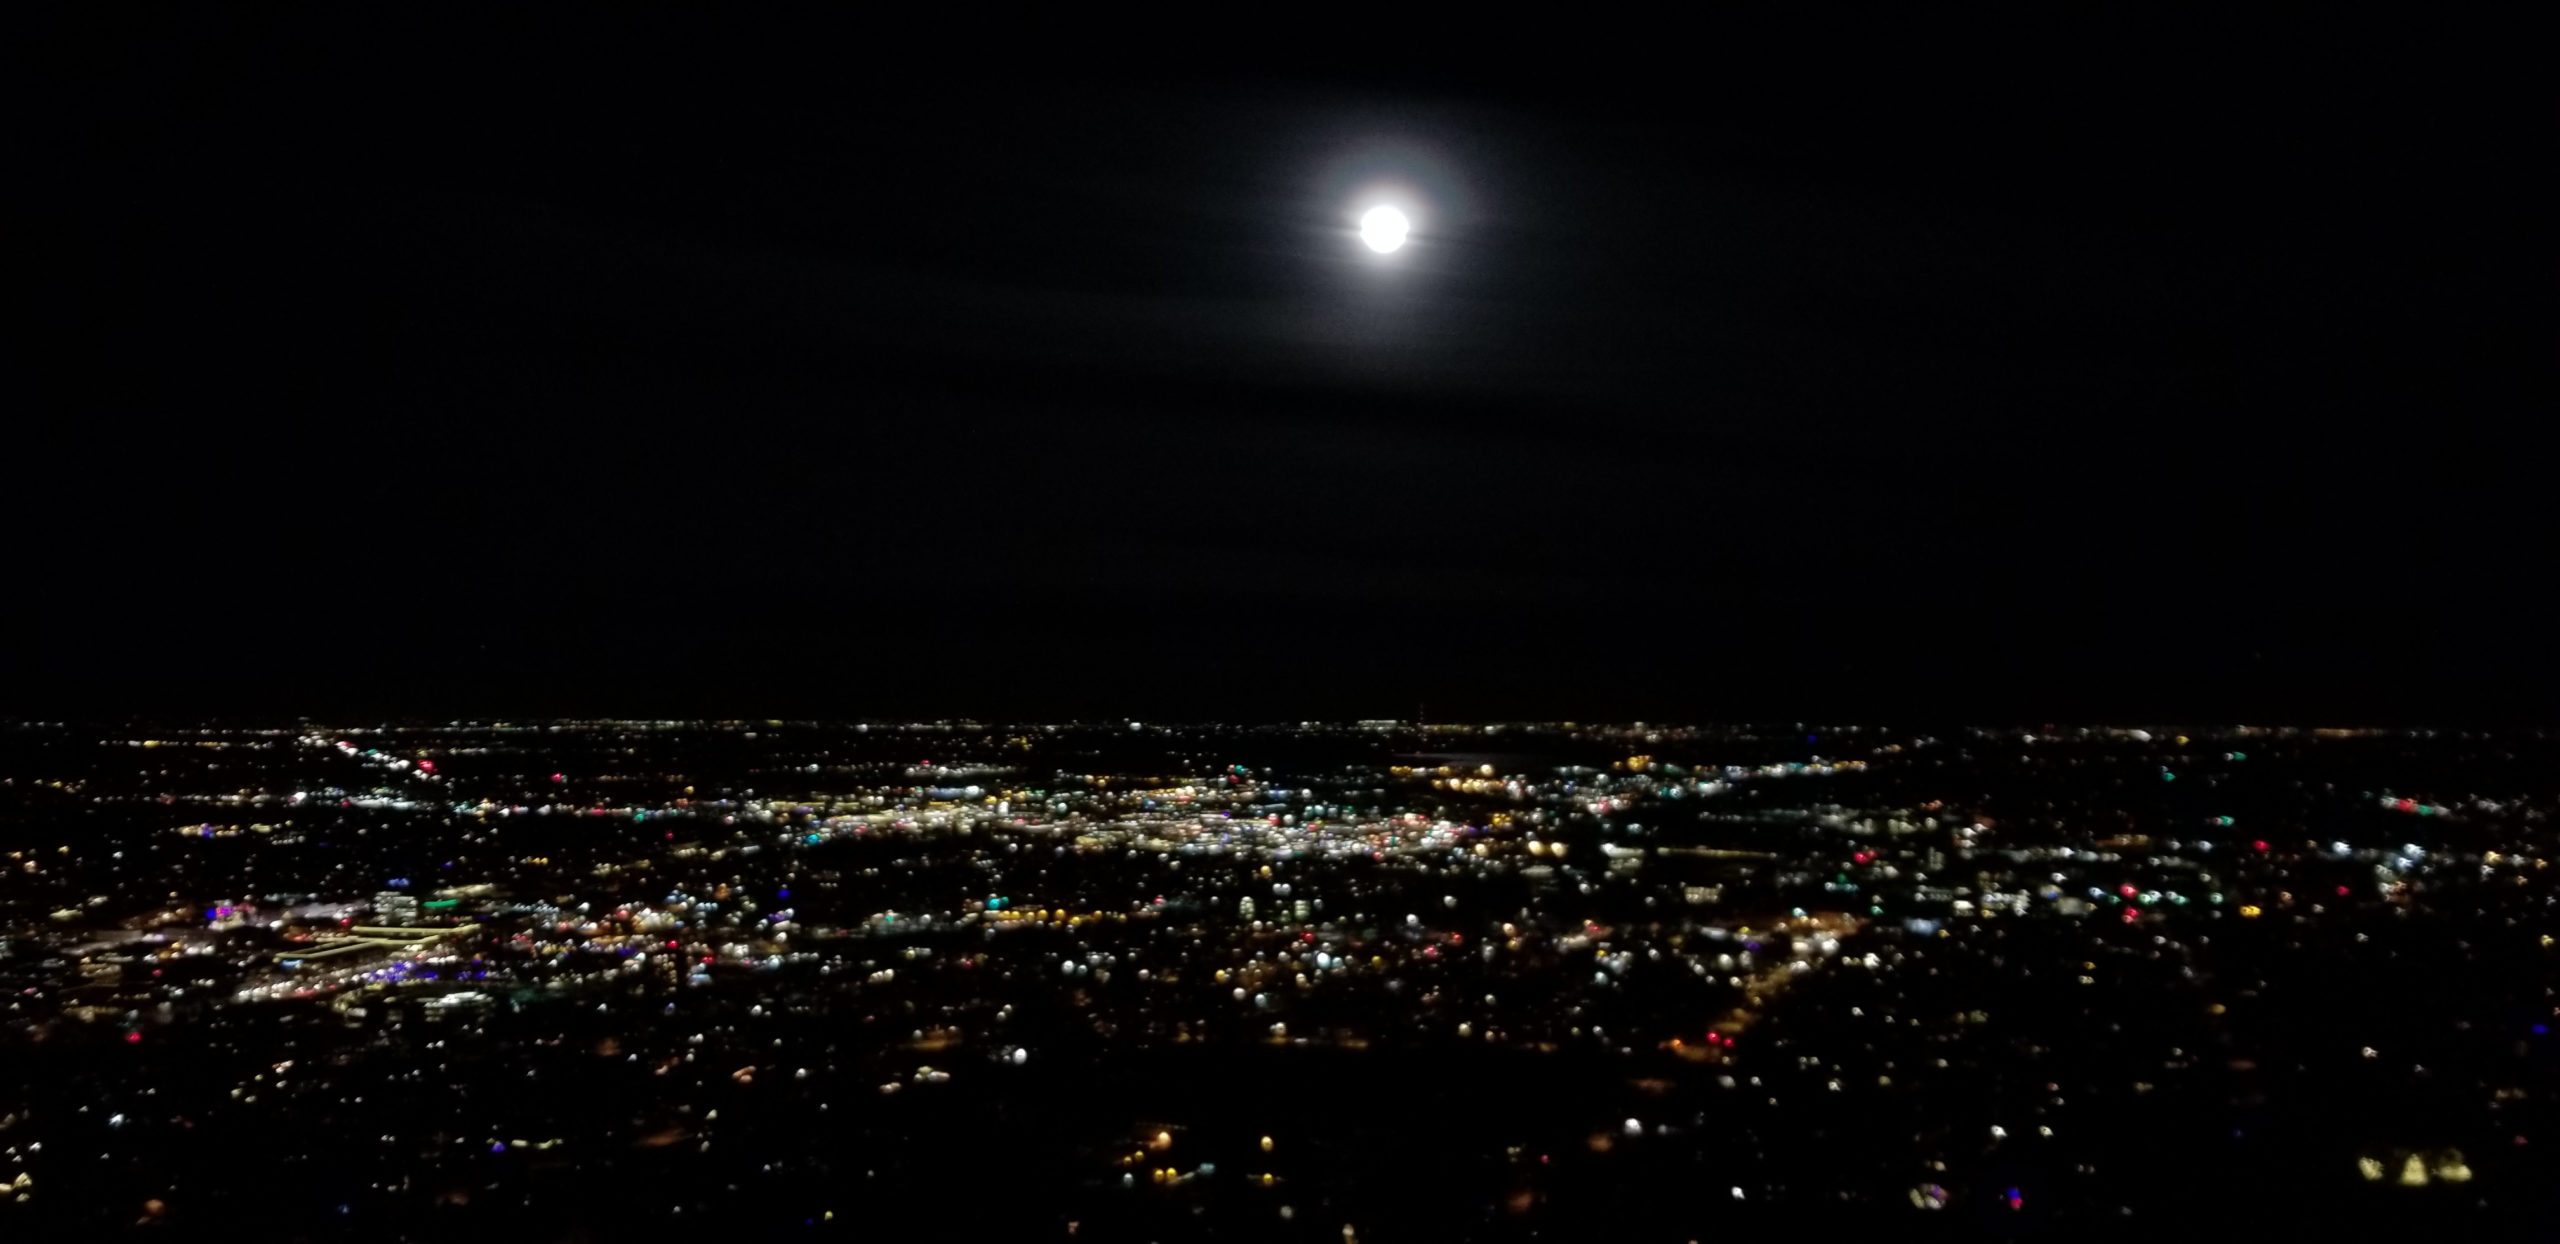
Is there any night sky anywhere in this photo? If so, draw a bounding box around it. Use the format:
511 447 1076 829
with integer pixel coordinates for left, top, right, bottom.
17 12 2545 723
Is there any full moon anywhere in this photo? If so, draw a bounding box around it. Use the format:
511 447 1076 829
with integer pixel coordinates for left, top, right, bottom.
1359 205 1410 253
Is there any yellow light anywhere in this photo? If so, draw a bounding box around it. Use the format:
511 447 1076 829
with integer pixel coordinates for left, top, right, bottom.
1260 1135 1274 1152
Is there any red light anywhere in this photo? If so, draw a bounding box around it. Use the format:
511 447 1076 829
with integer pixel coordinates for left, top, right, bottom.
1853 852 1871 864
2252 840 2269 852
2118 884 2138 898
2336 885 2350 896
126 1031 142 1044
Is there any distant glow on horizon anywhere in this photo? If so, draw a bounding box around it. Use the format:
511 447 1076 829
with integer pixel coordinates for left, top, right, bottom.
1359 205 1409 253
